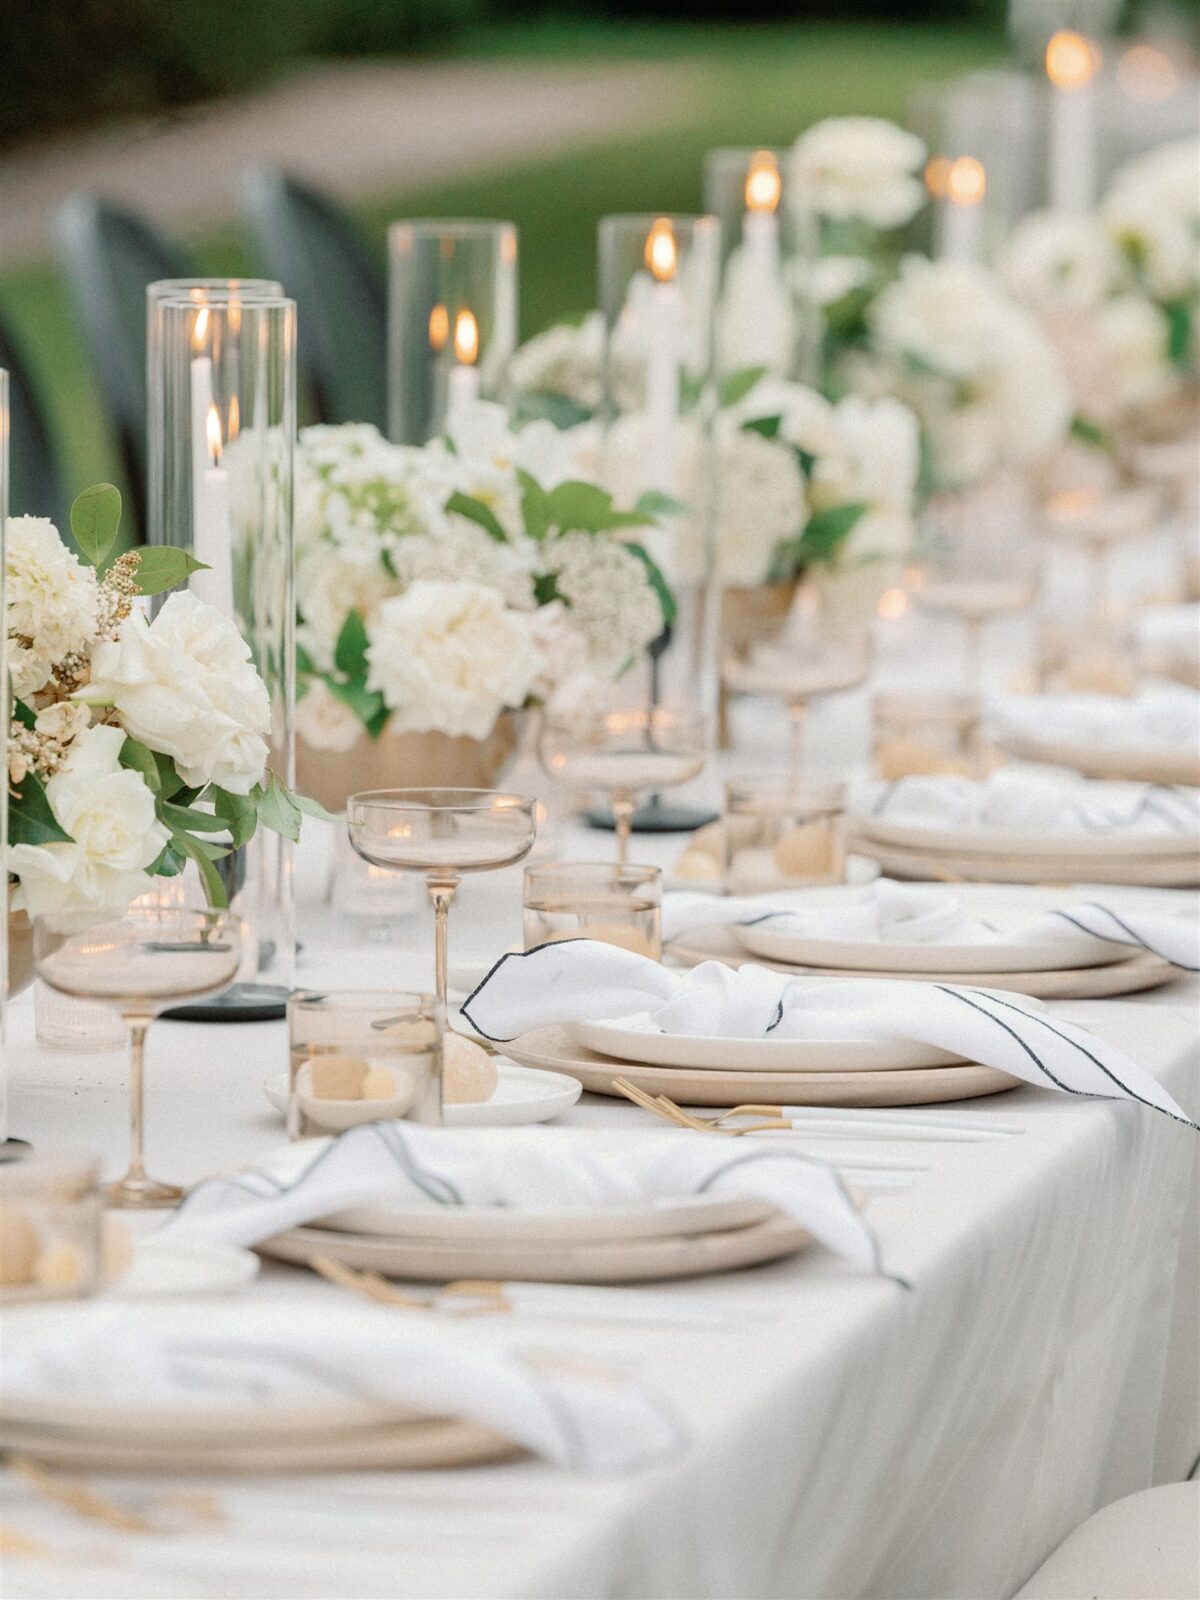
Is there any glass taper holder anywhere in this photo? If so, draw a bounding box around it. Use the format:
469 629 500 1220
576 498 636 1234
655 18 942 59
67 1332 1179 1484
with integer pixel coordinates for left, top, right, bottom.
388 220 518 444
146 292 297 1019
704 149 792 376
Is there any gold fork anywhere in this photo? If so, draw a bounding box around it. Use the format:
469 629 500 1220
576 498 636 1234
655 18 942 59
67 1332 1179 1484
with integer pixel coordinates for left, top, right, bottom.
612 1077 789 1135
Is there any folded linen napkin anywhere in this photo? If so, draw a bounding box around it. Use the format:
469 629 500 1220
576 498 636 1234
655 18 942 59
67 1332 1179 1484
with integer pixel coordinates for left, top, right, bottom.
1 1300 682 1474
661 879 1200 969
462 942 1194 1127
986 685 1200 754
855 770 1200 841
163 1121 890 1280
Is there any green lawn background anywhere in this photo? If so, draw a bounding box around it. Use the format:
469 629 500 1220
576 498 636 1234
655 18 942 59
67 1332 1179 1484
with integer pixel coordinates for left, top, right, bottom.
0 23 1000 499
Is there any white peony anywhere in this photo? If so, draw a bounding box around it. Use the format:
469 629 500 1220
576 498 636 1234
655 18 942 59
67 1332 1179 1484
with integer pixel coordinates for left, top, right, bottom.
85 592 271 795
365 581 542 741
9 725 168 932
296 547 400 671
1001 210 1122 311
5 515 99 692
789 116 927 229
872 256 1014 379
294 680 364 753
1102 138 1200 302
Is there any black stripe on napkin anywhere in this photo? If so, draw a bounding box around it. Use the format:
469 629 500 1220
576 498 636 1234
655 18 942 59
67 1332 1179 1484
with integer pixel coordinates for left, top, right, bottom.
1050 905 1199 971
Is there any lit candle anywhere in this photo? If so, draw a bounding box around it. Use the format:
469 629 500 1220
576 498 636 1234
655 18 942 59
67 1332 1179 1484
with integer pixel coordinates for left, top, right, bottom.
189 305 214 533
735 150 787 368
190 403 234 616
941 156 987 262
643 217 680 494
1045 29 1101 214
445 307 480 433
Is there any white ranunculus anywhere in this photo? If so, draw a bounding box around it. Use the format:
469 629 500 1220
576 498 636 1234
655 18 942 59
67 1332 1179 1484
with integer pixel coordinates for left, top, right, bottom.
294 680 364 753
1001 210 1122 311
85 593 271 795
9 725 168 932
365 581 542 741
5 515 99 680
789 116 927 229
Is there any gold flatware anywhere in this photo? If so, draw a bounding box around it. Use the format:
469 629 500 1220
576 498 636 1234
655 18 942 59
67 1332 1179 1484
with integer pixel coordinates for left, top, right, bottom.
6 1455 153 1534
612 1077 788 1135
308 1253 427 1309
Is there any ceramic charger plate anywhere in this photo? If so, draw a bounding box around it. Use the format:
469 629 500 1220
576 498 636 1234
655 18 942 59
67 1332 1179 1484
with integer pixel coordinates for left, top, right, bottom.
567 1017 965 1074
732 919 1135 974
855 840 1200 889
855 811 1200 860
997 732 1200 789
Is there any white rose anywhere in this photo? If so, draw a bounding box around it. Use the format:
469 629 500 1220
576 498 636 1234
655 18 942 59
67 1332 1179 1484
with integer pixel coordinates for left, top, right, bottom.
365 581 542 741
296 547 400 671
789 116 927 229
1001 210 1121 311
872 256 1015 379
9 725 168 933
811 395 920 518
7 636 51 700
295 680 364 753
85 592 271 795
1103 138 1200 301
5 515 99 668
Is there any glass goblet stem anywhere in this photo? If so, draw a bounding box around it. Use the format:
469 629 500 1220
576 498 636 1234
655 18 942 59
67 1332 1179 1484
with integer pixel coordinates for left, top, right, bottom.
611 790 636 866
786 697 808 796
109 1016 182 1209
425 876 460 1009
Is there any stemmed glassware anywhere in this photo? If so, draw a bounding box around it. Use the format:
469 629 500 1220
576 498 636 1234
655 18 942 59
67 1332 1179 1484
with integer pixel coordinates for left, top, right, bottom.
345 789 537 1011
537 708 708 866
33 909 242 1209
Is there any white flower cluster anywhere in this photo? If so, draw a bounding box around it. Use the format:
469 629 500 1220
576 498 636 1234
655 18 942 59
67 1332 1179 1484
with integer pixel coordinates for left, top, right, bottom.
868 256 1071 488
788 116 927 231
6 511 273 930
293 421 667 747
509 311 645 417
1000 138 1198 423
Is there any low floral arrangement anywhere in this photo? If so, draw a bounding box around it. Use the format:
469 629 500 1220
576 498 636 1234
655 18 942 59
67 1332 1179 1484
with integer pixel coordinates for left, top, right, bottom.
293 415 674 752
1001 137 1199 440
5 485 314 930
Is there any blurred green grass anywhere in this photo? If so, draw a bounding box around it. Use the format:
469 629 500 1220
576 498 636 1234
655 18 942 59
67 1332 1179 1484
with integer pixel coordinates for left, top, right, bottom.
0 23 1000 499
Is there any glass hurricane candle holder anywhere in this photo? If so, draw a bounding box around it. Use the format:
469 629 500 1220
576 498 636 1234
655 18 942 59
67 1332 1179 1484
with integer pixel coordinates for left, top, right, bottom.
523 862 662 959
387 220 518 444
0 1155 103 1304
704 148 791 375
722 779 847 894
34 909 242 1208
288 990 443 1138
147 292 296 1016
872 692 989 780
597 214 722 735
346 788 537 1011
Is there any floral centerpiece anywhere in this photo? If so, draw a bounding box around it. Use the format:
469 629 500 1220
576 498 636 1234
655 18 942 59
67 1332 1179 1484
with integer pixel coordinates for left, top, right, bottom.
291 414 673 806
5 485 314 963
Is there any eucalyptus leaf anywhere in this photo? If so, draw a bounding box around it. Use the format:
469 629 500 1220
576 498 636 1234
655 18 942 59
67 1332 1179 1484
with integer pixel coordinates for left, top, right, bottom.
158 800 232 835
293 790 339 824
134 546 209 596
9 773 71 846
69 483 122 569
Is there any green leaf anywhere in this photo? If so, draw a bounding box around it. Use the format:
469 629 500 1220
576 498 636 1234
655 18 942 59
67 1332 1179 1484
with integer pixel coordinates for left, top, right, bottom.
149 839 187 878
119 737 161 794
134 546 209 596
255 775 303 843
9 773 71 846
796 502 869 565
1165 301 1192 367
158 800 231 834
516 469 551 542
12 699 35 730
326 676 389 739
176 832 229 909
513 391 593 429
545 480 624 533
212 788 258 849
1069 414 1113 452
296 641 317 677
69 483 122 569
718 366 767 408
334 610 370 679
631 489 687 522
743 415 782 441
151 750 188 800
292 790 339 824
625 543 677 628
445 490 509 544
533 573 560 607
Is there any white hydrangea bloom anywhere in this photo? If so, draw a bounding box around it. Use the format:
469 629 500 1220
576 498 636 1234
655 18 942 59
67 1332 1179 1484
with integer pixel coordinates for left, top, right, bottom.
788 117 927 229
698 422 807 587
544 533 665 677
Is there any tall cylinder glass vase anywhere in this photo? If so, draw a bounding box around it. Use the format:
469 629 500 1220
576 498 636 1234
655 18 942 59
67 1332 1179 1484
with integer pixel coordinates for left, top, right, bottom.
0 365 16 1149
387 220 518 445
703 148 792 378
146 294 297 1021
597 213 722 835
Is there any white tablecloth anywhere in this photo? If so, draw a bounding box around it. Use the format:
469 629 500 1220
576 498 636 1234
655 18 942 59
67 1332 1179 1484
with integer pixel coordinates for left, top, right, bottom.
3 586 1198 1600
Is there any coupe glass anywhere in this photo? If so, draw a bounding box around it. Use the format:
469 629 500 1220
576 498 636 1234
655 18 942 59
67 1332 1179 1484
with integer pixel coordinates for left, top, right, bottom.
345 789 537 1010
33 909 242 1208
537 708 708 866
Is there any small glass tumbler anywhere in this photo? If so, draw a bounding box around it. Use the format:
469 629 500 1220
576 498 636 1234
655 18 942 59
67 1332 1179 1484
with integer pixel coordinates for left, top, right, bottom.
872 692 986 780
523 863 663 960
722 779 847 894
0 1154 102 1304
287 990 444 1138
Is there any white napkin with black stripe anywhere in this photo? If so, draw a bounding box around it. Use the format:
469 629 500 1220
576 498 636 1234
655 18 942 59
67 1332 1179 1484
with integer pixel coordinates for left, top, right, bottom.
986 685 1200 755
662 880 1200 969
163 1121 893 1282
462 942 1195 1127
3 1299 682 1475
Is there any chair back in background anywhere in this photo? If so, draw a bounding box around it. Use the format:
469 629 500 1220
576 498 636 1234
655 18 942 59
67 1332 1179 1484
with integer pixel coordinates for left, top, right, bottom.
238 166 387 430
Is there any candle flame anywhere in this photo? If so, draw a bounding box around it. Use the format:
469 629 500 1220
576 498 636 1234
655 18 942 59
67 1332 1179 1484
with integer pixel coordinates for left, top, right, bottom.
453 308 479 366
744 151 782 214
645 218 677 284
945 156 986 209
428 302 450 353
924 156 952 200
226 394 240 440
877 587 909 620
1045 30 1099 91
192 305 210 352
206 403 222 464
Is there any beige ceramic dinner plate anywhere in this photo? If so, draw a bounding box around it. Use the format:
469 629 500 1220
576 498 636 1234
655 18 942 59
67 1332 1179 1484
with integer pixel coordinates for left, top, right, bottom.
855 812 1200 860
732 920 1133 974
567 1017 964 1074
0 1391 417 1446
260 1211 813 1285
321 1192 773 1245
856 840 1200 889
505 1027 1018 1108
998 734 1200 789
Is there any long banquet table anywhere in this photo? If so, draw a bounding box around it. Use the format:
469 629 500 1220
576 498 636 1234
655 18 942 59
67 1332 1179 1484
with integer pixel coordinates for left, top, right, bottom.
3 599 1199 1600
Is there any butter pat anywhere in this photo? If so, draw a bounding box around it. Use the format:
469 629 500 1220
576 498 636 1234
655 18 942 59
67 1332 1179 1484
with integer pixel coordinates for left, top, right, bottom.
361 1067 397 1101
443 1035 499 1106
309 1055 370 1100
773 821 837 878
0 1204 39 1287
